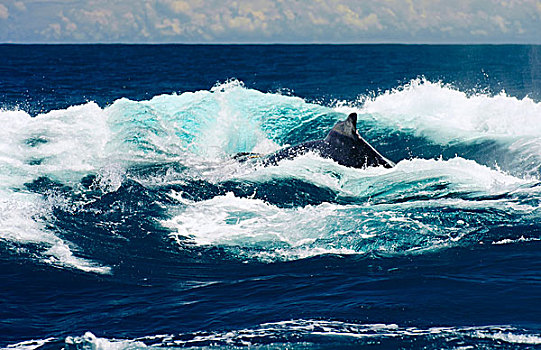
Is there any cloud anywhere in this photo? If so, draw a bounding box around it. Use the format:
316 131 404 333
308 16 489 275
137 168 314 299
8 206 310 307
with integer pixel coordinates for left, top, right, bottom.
168 0 190 14
156 18 182 35
60 11 77 32
41 22 62 39
0 0 540 43
491 15 508 33
0 4 9 19
307 12 329 26
283 8 295 21
79 9 112 26
336 4 382 31
14 1 26 12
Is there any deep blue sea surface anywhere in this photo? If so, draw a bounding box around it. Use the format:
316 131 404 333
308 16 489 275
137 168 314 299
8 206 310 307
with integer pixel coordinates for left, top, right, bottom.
1 44 541 349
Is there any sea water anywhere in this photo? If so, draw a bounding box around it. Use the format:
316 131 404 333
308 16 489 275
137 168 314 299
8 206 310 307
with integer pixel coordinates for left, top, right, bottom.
1 45 540 349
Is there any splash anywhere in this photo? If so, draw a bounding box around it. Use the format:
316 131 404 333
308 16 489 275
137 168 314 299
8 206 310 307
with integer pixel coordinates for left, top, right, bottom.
164 155 539 262
0 81 327 272
356 78 541 143
0 103 112 273
333 78 541 176
2 80 540 270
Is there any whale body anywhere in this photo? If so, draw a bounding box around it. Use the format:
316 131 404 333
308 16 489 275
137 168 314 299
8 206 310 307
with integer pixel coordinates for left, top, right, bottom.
239 113 394 169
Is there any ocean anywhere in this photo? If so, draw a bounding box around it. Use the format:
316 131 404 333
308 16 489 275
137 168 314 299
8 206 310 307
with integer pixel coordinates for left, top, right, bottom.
0 44 540 349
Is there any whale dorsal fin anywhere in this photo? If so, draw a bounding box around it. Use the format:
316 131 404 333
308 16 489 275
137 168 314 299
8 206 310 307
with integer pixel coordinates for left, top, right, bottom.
325 113 358 141
346 112 357 130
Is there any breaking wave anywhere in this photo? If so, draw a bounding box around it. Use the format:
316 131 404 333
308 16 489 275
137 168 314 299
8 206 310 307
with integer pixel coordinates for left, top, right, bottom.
1 79 540 272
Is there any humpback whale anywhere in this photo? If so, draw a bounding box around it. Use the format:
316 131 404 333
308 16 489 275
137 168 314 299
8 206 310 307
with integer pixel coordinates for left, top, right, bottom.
239 113 394 169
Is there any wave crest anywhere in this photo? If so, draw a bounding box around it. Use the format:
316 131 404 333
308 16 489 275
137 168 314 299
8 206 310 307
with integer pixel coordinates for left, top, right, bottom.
358 78 541 142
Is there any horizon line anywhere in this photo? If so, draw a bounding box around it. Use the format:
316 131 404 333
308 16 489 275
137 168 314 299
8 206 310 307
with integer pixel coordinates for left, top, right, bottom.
2 41 541 46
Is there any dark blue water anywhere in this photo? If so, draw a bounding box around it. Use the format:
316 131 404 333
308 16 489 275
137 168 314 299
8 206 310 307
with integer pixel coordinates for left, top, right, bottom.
1 45 540 349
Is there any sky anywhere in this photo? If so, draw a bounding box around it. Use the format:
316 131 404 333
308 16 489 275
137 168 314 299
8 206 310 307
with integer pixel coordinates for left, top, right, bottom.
0 0 540 44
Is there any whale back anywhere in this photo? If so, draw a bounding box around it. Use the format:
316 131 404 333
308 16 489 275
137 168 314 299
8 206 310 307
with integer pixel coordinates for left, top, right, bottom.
322 113 394 169
258 113 394 169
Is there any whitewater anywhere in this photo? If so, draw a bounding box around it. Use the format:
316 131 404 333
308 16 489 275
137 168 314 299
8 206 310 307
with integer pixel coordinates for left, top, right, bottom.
1 79 540 269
